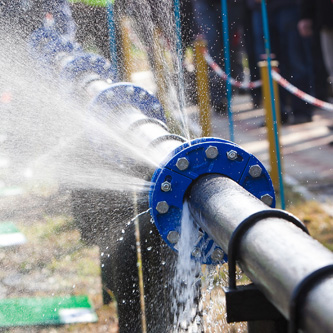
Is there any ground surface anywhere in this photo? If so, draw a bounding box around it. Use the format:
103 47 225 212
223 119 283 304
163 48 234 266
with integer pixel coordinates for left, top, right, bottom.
0 86 332 332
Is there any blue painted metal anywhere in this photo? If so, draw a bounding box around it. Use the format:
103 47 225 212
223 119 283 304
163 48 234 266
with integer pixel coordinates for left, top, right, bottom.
91 83 165 122
88 82 166 163
30 27 114 80
173 0 189 138
59 53 113 80
221 0 234 142
149 137 275 265
106 0 118 78
30 27 76 63
261 0 286 210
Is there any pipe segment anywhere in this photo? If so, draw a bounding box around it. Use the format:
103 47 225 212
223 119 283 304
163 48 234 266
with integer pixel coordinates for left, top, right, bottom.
31 19 333 331
149 137 275 265
188 174 333 332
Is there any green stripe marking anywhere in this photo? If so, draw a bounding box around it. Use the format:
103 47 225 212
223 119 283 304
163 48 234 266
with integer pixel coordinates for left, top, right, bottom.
0 222 19 234
0 295 97 327
0 222 26 247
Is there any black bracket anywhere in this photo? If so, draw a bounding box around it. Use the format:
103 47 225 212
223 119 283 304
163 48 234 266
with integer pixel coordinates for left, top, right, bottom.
224 209 309 325
289 264 333 333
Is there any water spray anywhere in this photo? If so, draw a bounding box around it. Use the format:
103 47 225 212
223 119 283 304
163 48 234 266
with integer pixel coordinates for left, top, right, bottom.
26 13 333 333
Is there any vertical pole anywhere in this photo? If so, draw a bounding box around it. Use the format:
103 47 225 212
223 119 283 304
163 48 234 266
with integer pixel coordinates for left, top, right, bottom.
120 17 132 82
260 0 285 209
194 38 212 137
173 0 190 140
153 28 169 116
221 0 234 142
133 193 147 333
107 0 118 78
259 61 282 190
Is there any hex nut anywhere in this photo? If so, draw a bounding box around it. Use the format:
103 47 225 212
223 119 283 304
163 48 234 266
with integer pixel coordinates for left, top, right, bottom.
161 181 172 192
156 201 169 214
191 248 201 258
261 194 274 206
167 231 180 244
249 164 262 178
139 91 147 100
126 86 135 95
152 103 161 111
176 157 189 171
227 150 238 161
211 248 224 262
205 146 219 159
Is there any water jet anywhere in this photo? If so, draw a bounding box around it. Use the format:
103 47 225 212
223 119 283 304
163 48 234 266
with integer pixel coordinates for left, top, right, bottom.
1 3 333 332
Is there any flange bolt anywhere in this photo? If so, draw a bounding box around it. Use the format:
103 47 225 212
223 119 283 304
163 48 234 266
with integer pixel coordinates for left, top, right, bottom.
205 146 219 159
227 150 238 161
261 194 274 206
249 164 262 178
211 248 224 262
161 181 172 192
176 157 189 171
139 91 147 100
152 103 161 111
156 201 169 214
126 86 135 95
167 231 180 244
192 248 201 258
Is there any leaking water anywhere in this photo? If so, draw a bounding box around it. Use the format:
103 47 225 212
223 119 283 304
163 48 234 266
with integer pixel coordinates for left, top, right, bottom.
0 1 240 331
172 202 202 332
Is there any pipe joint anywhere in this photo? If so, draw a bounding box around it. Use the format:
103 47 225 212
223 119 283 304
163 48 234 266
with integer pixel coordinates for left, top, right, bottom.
149 137 275 265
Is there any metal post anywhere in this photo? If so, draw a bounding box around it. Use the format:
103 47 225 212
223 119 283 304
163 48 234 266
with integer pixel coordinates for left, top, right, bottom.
188 174 333 333
260 0 285 209
120 17 132 82
259 60 283 190
107 0 118 77
221 0 234 142
194 38 212 137
152 28 170 118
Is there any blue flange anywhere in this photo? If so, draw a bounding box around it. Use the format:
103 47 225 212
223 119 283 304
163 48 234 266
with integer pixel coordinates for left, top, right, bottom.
91 83 166 122
87 83 166 163
30 27 76 63
149 137 275 265
60 53 114 80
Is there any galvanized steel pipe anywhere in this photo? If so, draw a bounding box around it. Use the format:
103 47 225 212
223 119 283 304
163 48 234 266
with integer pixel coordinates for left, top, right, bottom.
188 174 333 333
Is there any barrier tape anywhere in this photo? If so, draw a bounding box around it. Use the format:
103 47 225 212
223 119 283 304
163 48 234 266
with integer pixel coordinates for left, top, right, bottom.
203 50 262 89
271 71 333 112
204 49 333 112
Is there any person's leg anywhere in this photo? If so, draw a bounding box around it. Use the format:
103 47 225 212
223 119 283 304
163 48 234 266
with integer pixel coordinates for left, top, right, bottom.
244 7 262 107
193 1 226 113
320 28 333 92
273 6 314 122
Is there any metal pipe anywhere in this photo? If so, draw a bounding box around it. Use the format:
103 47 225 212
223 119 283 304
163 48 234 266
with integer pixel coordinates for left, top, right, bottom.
188 174 333 333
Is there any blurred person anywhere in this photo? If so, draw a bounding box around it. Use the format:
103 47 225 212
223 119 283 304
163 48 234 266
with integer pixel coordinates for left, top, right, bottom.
192 0 246 114
298 0 333 97
298 0 333 145
247 0 314 124
242 0 262 108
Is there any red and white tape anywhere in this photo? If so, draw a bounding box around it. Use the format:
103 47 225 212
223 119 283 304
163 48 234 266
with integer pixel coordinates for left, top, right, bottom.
204 49 333 112
271 71 333 112
203 50 262 89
